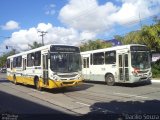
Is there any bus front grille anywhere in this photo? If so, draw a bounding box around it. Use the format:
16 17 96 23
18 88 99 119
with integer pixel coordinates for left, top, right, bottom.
58 74 77 78
138 70 149 73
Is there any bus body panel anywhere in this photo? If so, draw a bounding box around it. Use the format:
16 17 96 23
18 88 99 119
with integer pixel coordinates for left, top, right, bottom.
89 64 116 82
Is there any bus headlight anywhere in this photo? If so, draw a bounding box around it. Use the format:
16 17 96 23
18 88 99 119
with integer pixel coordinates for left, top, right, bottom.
132 72 138 77
132 68 139 77
52 75 60 81
76 74 83 80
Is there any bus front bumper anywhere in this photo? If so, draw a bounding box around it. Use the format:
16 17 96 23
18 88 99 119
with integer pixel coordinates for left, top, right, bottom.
45 79 83 89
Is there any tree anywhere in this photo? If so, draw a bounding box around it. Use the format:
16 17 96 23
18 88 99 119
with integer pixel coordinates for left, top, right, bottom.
153 16 160 25
0 50 15 67
80 40 112 52
114 16 160 52
28 41 43 49
140 24 160 51
114 35 124 44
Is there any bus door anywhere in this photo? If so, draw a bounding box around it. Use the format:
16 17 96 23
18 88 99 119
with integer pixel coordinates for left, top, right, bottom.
21 58 26 83
82 57 90 80
42 54 49 85
118 53 129 82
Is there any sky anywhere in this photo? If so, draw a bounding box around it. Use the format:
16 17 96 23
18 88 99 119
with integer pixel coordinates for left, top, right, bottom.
0 0 160 53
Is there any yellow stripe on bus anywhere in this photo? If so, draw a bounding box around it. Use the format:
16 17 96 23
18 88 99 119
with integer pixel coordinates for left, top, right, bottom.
7 75 83 89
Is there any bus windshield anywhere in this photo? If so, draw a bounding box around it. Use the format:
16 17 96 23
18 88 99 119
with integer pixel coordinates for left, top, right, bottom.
131 51 151 69
50 53 82 73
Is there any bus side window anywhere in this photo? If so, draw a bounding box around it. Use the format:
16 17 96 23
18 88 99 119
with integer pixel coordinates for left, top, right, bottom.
17 56 22 67
105 51 116 64
34 51 41 66
27 53 35 67
13 57 17 68
83 58 86 68
11 62 13 70
87 57 89 68
93 52 104 65
83 57 89 68
119 55 122 67
90 54 93 65
23 59 26 70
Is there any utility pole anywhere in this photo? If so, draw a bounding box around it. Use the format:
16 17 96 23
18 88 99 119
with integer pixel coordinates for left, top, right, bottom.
139 12 142 29
38 31 47 46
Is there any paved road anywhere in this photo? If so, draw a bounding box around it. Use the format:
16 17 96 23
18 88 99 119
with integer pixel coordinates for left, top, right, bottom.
0 73 160 120
0 73 76 120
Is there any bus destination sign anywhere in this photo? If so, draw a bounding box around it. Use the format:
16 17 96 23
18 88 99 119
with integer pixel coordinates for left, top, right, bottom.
131 46 149 51
50 45 80 53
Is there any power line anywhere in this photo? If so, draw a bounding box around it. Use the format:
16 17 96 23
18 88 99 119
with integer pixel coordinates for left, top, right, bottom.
37 31 48 46
139 13 143 29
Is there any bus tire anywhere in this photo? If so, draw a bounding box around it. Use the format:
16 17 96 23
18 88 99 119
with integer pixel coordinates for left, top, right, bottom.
34 77 42 91
105 74 115 86
13 75 17 85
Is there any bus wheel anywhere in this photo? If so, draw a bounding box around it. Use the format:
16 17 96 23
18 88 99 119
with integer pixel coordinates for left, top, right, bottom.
13 75 17 85
35 78 42 91
105 74 115 86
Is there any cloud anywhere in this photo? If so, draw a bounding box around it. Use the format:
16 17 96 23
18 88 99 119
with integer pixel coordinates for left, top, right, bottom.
45 4 56 15
59 0 160 33
2 23 95 51
59 0 117 33
1 20 20 30
80 31 96 40
110 0 160 25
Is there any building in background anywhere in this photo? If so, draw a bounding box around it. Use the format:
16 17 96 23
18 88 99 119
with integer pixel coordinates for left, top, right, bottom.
105 39 122 46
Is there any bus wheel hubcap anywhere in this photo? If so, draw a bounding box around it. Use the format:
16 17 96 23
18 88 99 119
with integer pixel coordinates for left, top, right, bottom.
108 77 113 82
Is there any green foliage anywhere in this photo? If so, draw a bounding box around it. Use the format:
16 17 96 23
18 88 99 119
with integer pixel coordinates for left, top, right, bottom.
114 17 160 52
80 40 112 52
140 24 160 51
151 59 160 78
114 35 124 44
0 50 15 67
122 31 142 45
28 41 43 49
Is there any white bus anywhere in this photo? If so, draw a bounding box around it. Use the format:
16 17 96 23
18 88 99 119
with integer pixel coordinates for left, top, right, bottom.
7 44 83 90
81 44 152 85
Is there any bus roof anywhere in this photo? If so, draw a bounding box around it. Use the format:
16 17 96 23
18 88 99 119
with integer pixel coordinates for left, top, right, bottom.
7 44 79 59
81 44 146 54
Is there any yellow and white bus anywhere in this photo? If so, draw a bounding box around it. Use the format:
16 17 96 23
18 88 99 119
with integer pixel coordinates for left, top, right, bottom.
81 44 152 86
7 44 83 90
